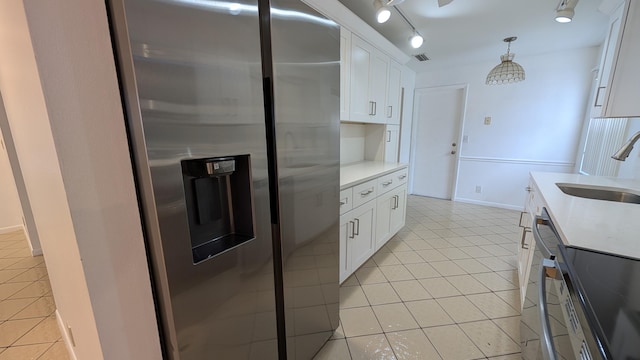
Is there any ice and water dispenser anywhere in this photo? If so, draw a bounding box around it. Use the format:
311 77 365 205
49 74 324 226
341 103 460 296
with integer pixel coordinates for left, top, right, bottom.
181 155 255 264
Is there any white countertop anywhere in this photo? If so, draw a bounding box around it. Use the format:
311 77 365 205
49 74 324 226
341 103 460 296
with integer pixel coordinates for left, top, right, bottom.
340 161 408 189
531 172 640 260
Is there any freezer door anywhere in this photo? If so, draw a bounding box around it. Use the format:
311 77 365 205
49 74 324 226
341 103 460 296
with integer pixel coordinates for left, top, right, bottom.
112 0 277 359
269 1 341 358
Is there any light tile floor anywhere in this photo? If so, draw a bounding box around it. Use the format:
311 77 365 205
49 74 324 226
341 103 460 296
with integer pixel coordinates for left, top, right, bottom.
315 195 522 360
0 230 69 360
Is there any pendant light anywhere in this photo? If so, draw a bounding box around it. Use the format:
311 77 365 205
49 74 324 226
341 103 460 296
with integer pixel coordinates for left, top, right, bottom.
486 37 525 85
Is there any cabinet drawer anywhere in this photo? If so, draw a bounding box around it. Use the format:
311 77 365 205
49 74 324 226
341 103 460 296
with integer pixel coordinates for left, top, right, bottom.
377 168 409 195
393 168 408 187
340 188 353 215
377 173 397 195
352 179 377 208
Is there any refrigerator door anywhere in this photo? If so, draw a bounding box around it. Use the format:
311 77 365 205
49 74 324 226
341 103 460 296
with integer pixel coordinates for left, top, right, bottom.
111 0 278 359
269 1 341 358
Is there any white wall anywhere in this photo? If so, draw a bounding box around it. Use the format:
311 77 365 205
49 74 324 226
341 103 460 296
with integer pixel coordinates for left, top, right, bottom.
0 0 162 359
0 126 22 233
414 46 599 209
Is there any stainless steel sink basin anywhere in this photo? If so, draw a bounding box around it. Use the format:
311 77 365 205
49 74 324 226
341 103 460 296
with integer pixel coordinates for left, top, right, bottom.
556 183 640 204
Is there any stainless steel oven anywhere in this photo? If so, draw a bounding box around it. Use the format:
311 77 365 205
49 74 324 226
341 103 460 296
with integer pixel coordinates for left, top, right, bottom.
521 208 603 360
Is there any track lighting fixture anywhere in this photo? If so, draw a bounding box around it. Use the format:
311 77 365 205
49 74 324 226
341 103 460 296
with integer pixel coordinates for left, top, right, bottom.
374 0 391 23
409 33 424 49
555 0 579 23
394 5 423 49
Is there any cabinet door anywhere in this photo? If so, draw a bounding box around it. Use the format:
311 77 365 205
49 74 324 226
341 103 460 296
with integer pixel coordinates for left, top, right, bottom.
349 35 374 122
375 191 394 250
604 0 640 117
339 213 352 283
591 3 625 118
350 201 376 271
340 28 351 121
384 125 399 163
386 60 402 125
369 50 389 124
389 184 407 234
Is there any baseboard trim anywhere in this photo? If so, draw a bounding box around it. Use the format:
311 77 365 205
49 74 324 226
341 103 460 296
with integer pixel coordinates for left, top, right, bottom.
453 197 523 211
0 225 22 234
55 310 79 360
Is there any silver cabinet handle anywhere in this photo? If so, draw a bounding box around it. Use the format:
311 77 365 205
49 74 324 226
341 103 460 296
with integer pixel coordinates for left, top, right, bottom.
387 106 392 118
373 101 377 115
387 130 391 142
354 218 360 236
382 180 393 187
369 101 375 115
398 174 406 180
360 189 374 196
340 198 348 206
520 227 531 249
392 195 399 210
518 211 528 227
538 259 558 360
348 221 355 239
451 150 456 155
525 186 532 192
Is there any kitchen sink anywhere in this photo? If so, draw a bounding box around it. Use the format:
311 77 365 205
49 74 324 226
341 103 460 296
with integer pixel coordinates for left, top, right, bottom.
556 183 640 204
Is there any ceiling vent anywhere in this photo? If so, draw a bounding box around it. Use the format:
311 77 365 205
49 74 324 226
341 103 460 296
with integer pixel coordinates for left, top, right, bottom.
414 53 430 62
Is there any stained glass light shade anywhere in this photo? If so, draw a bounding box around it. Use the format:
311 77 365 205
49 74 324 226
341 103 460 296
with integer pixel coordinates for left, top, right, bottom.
486 53 525 85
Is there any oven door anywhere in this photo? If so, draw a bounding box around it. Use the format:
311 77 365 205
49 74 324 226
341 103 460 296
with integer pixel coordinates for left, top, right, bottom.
521 214 577 360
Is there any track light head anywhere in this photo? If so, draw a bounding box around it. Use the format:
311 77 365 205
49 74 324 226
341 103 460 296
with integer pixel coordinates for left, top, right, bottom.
374 0 391 23
555 8 574 22
409 33 424 49
555 0 578 23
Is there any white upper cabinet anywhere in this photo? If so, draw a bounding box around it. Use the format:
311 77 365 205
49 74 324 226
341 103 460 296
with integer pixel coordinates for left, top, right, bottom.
349 34 388 123
343 33 401 125
591 2 625 118
386 60 402 125
603 0 640 117
340 27 351 121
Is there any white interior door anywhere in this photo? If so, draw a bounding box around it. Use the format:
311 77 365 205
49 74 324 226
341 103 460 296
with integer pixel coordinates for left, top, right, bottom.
411 86 465 199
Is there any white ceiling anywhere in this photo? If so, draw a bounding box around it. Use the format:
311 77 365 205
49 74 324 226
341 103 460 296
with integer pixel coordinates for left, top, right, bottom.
338 0 610 72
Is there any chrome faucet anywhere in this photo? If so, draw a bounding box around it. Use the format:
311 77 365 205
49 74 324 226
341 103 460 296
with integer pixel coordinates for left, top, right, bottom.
612 131 640 161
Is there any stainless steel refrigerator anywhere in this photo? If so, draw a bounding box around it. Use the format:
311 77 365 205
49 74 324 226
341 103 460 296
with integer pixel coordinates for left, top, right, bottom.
108 0 340 359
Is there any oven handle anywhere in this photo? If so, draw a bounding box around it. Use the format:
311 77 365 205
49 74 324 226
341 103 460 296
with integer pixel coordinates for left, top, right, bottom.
538 258 558 360
532 216 555 259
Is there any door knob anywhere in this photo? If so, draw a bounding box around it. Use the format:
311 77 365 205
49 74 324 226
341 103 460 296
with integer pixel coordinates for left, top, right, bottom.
452 143 457 147
451 150 456 155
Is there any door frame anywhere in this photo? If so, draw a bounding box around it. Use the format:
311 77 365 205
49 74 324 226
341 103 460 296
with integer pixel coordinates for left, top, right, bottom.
408 84 469 200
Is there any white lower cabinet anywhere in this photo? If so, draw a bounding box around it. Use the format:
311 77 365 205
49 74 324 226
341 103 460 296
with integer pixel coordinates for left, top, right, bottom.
340 200 376 282
339 166 408 283
375 184 407 250
517 180 544 308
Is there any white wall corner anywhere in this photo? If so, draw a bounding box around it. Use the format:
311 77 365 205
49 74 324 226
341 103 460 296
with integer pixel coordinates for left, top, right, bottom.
55 309 79 360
